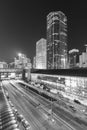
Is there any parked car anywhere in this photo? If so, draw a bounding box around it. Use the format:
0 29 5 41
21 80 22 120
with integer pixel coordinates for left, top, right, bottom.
17 114 24 122
22 120 31 130
74 99 81 104
69 105 76 112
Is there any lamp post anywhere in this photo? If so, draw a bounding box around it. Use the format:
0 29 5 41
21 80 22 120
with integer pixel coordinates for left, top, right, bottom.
18 53 22 57
50 96 53 121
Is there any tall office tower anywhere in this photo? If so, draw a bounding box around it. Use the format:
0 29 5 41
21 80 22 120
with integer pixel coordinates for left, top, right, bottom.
36 38 47 69
47 11 67 69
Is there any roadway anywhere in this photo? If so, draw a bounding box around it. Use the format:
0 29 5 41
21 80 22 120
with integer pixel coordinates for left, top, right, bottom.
2 80 73 130
13 80 87 130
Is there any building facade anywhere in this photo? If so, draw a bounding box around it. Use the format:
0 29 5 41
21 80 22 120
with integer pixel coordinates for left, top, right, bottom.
69 49 79 68
0 62 8 69
14 54 31 69
79 45 87 68
36 38 47 69
33 56 36 69
79 53 87 68
47 11 67 69
31 70 87 106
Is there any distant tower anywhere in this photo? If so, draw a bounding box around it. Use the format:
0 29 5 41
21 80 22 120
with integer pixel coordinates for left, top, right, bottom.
47 11 67 69
84 44 87 53
36 38 47 69
69 49 79 68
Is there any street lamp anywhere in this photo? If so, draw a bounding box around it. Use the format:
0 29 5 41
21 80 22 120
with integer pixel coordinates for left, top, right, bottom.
50 96 53 120
18 53 22 57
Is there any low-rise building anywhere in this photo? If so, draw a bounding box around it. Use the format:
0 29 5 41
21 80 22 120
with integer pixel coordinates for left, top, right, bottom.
0 62 8 69
69 49 79 68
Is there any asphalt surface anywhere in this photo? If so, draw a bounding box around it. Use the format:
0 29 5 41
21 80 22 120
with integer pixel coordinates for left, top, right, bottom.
14 80 87 130
2 80 74 130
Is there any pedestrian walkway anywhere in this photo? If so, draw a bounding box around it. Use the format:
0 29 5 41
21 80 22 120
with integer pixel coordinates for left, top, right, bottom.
0 85 20 130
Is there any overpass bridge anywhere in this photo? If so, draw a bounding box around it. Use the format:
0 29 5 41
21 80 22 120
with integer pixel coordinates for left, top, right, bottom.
0 68 23 73
0 68 31 81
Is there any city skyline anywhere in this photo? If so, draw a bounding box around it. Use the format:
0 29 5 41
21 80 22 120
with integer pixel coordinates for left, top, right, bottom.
0 1 87 62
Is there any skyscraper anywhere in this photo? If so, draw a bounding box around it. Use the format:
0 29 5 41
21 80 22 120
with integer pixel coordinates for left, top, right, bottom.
47 11 67 69
36 38 46 69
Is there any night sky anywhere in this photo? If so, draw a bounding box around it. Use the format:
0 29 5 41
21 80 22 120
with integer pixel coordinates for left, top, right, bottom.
0 0 87 63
